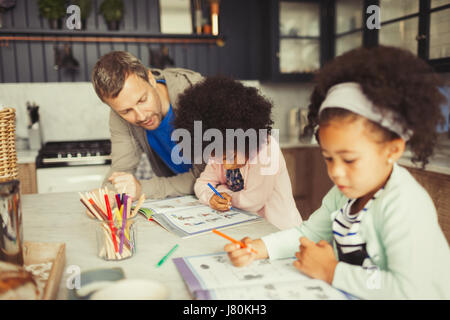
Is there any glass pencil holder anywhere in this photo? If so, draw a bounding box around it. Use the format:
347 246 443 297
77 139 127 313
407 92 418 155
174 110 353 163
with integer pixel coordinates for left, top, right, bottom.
95 215 138 261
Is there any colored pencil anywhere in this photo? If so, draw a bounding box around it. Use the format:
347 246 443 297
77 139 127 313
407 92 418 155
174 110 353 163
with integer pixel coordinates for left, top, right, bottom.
79 198 96 219
104 194 119 253
78 193 102 220
130 193 146 218
115 194 122 210
88 198 108 221
119 194 128 254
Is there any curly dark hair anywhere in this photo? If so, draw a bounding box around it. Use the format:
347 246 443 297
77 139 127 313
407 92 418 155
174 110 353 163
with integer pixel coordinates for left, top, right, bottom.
306 45 445 167
172 76 274 164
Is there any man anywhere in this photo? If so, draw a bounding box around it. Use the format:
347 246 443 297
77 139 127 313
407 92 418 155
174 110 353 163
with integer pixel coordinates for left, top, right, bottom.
92 51 205 200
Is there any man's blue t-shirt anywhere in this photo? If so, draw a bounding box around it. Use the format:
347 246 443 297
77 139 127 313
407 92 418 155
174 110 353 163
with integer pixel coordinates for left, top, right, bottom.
145 79 192 174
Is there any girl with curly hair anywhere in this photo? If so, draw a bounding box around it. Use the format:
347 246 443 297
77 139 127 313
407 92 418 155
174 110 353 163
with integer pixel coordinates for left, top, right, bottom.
224 46 450 299
173 76 303 230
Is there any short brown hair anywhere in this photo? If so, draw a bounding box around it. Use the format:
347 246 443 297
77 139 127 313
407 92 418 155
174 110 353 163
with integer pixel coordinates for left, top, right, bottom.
92 51 149 101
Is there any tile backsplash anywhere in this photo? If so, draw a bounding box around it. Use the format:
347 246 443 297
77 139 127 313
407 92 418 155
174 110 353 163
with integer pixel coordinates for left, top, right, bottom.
0 82 110 143
0 80 314 145
259 81 314 137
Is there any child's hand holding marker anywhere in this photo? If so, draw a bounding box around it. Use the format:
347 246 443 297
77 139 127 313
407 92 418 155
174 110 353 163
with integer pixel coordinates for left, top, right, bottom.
207 183 232 211
209 192 232 211
220 234 268 267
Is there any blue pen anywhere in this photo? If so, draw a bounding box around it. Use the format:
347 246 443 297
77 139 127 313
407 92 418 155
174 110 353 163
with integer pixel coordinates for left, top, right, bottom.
207 183 232 210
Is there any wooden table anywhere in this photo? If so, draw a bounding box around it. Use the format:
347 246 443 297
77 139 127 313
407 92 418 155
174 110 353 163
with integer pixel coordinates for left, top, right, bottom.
21 192 279 299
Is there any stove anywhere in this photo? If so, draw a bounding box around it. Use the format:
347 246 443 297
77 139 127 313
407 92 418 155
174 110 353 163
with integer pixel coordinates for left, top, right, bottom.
36 140 111 168
36 140 112 193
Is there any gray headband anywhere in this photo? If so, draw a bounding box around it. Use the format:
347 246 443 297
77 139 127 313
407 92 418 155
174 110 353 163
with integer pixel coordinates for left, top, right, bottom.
319 82 412 141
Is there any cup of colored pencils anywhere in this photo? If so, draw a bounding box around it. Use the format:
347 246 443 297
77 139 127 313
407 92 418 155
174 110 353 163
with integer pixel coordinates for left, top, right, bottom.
79 187 146 261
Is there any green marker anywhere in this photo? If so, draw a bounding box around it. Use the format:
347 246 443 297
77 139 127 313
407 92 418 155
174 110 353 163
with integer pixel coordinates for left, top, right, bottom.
156 244 179 267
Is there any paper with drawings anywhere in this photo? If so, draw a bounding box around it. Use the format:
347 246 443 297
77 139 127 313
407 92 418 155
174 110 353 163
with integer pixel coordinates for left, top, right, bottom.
142 196 262 238
173 252 348 300
141 195 203 214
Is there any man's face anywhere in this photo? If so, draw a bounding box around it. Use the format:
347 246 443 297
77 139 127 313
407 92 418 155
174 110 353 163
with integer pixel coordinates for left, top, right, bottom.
104 73 163 130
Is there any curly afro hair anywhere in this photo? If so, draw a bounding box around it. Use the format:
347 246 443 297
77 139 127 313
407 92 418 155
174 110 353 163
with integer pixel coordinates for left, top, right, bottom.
172 76 274 163
306 45 445 167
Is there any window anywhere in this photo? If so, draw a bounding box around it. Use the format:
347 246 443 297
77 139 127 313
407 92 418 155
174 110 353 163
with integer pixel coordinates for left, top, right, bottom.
429 8 450 59
379 17 419 54
379 0 418 22
378 0 419 55
335 0 364 56
278 1 320 73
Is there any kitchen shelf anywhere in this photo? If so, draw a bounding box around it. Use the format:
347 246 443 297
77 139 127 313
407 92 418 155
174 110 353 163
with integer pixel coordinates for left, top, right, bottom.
0 29 224 45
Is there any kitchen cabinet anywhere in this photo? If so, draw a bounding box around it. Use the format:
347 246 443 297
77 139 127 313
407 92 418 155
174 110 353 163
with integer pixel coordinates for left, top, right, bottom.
18 162 37 194
335 0 364 56
378 0 420 55
282 146 334 221
428 1 450 71
404 166 450 245
335 0 450 72
266 0 335 82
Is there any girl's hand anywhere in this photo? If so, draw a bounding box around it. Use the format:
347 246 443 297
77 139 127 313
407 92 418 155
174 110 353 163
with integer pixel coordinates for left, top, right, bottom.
209 192 232 211
224 238 269 267
293 237 338 285
224 237 257 267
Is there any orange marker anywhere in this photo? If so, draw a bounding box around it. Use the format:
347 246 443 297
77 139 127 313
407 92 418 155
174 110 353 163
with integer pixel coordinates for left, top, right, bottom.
212 229 258 254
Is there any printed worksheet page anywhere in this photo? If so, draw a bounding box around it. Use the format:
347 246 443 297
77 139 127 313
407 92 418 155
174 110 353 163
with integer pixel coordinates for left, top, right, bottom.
162 206 259 235
175 252 347 300
197 280 347 300
142 195 203 214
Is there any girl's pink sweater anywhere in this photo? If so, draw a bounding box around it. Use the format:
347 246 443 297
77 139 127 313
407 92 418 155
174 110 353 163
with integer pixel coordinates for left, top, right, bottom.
194 137 302 230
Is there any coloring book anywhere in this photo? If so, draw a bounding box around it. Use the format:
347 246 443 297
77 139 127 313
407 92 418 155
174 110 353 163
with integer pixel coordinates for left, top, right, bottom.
173 252 350 300
141 196 262 238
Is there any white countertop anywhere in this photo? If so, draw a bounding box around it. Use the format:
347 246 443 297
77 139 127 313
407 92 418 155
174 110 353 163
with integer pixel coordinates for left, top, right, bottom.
398 136 450 176
21 192 279 300
399 151 450 175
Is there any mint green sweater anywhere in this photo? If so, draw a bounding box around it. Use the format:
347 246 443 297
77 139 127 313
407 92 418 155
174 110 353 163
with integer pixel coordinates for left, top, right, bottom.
261 164 450 299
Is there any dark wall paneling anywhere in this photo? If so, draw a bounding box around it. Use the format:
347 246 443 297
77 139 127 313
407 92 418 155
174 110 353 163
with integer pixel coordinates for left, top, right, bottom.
2 42 17 82
0 0 265 83
0 45 4 82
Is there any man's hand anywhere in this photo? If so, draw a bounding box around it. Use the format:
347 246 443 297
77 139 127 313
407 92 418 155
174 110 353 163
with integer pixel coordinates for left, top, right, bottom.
108 172 142 201
293 237 338 285
209 192 232 211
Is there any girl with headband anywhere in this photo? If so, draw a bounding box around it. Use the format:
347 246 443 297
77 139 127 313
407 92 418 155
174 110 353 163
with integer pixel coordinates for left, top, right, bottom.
223 46 450 299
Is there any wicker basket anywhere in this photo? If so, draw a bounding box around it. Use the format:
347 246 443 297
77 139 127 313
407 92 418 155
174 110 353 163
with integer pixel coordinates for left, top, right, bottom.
0 108 18 182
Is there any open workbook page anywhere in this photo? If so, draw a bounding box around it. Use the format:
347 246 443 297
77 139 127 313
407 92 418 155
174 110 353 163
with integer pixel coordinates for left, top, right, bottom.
174 252 349 300
141 196 262 238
